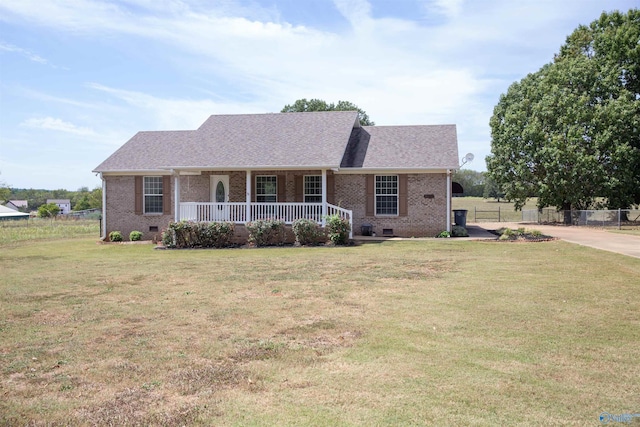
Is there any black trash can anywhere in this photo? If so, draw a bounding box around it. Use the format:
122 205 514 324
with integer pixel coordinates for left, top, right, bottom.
361 223 373 236
453 209 468 228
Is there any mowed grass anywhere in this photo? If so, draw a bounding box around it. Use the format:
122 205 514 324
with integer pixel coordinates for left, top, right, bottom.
0 218 99 245
1 237 639 426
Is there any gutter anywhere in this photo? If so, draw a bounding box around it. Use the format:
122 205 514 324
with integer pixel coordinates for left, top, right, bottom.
335 167 457 174
94 165 341 175
95 166 460 175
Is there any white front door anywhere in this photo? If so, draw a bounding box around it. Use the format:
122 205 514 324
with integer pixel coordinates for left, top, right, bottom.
210 175 230 221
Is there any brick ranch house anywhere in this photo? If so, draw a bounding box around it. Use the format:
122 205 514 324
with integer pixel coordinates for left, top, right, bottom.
93 111 459 241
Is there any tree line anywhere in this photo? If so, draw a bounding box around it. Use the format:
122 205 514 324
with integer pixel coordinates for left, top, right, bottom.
452 170 505 200
1 187 102 213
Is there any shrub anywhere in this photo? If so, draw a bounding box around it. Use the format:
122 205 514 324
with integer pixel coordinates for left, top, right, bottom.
161 221 235 248
530 229 543 237
498 228 515 240
37 203 60 218
161 226 175 248
436 230 450 238
451 226 469 237
129 230 143 241
246 219 285 247
199 222 235 248
292 218 323 246
325 214 350 245
109 230 123 242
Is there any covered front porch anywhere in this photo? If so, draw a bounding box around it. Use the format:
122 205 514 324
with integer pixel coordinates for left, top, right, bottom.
172 169 353 238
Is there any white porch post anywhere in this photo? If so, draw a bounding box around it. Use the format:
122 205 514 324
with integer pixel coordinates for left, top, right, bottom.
321 169 327 227
246 170 251 223
173 172 181 222
446 169 452 232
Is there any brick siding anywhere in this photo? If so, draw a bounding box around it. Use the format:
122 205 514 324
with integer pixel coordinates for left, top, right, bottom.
335 173 448 237
104 175 174 242
104 171 448 241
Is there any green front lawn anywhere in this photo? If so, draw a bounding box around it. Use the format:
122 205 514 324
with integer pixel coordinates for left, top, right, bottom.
1 237 638 425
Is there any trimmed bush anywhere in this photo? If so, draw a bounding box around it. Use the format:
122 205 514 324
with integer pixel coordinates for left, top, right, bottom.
451 226 469 237
436 230 450 238
325 214 350 245
109 230 123 242
129 230 143 241
246 219 285 247
161 226 175 248
161 221 235 248
200 222 235 248
292 218 323 246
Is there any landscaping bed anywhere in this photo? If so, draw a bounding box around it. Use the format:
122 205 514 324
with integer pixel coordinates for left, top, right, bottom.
489 227 556 242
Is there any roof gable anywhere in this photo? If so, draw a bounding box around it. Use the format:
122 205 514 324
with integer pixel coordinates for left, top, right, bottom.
93 130 198 173
94 111 359 172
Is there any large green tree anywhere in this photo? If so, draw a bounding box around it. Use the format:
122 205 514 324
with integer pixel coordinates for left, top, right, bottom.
281 98 375 126
486 9 640 215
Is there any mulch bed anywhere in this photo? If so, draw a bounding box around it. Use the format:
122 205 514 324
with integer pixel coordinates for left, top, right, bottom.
487 229 557 242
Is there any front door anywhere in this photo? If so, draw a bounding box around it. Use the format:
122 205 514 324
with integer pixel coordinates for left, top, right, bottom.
210 175 230 221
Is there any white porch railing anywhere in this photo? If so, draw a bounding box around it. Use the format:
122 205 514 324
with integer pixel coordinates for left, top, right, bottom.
179 202 353 238
180 202 248 223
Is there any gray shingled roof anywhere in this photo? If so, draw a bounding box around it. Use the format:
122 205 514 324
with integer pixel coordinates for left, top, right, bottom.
93 111 459 173
341 125 459 169
94 111 359 172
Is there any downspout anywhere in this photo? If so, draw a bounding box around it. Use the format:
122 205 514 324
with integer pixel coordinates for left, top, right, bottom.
321 169 327 227
446 169 451 232
100 173 107 240
173 171 180 222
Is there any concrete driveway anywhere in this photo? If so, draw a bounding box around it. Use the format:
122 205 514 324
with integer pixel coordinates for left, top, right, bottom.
471 222 640 259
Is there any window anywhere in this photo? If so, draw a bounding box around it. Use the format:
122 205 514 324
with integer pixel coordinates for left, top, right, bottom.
304 175 322 203
144 176 163 214
375 175 398 215
256 176 277 202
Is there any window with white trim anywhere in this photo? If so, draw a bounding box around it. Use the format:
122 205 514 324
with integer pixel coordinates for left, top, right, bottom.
375 175 398 216
304 175 322 203
144 176 163 214
256 176 277 202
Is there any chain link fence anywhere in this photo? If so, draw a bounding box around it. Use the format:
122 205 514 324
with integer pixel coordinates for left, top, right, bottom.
522 209 640 228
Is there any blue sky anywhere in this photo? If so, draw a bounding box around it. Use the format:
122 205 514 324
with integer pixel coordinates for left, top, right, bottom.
0 0 637 190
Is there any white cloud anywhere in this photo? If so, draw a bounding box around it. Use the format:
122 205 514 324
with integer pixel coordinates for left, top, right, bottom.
85 83 272 130
2 0 637 184
21 117 96 136
332 0 373 31
424 0 465 19
0 41 48 64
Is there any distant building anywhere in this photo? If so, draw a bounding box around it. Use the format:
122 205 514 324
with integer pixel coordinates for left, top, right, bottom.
6 200 28 211
0 204 30 221
47 199 71 215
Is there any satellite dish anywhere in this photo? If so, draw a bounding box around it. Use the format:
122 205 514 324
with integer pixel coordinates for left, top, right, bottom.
460 153 474 167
